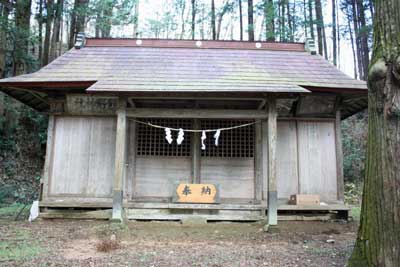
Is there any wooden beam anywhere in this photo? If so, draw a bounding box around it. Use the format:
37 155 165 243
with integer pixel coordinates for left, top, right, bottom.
191 119 201 183
126 108 268 119
267 98 278 226
335 109 345 202
41 115 55 200
112 98 127 221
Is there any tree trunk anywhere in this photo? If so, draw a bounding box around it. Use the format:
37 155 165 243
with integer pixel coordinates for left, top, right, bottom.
356 0 369 80
308 0 315 40
37 0 44 64
266 0 274 41
303 0 307 37
68 0 88 49
50 0 63 62
211 0 216 40
102 1 113 38
280 0 286 41
348 0 400 265
336 0 340 68
315 0 323 55
351 0 363 80
248 0 254 41
133 0 139 37
0 0 10 78
42 0 54 66
239 0 243 40
332 0 337 65
191 0 195 39
287 0 293 42
14 0 32 74
346 7 358 79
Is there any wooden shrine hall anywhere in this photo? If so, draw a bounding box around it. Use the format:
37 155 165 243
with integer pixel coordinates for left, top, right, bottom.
0 35 367 224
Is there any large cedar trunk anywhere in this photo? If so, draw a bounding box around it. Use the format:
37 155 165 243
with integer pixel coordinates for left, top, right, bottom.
348 0 400 266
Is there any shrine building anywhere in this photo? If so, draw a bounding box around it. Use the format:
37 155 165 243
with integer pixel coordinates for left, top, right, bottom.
0 35 367 223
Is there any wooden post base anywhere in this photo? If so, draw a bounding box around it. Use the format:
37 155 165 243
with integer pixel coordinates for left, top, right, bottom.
111 190 123 221
267 190 278 225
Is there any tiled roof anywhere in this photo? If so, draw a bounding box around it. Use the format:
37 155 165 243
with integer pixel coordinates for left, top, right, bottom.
0 39 367 94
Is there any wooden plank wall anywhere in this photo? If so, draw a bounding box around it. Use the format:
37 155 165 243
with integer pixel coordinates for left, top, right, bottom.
134 157 191 198
276 121 299 199
201 158 255 200
49 116 116 198
297 121 338 201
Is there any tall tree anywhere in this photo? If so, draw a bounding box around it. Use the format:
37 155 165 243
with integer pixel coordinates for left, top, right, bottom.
50 0 64 62
133 0 139 37
248 0 254 41
286 0 292 41
308 0 315 40
211 0 216 40
216 0 233 40
356 0 369 80
332 0 337 65
348 0 400 265
68 0 89 48
238 0 243 40
36 0 44 64
315 0 324 56
0 0 11 78
191 0 195 39
42 0 54 66
265 0 274 41
14 0 32 74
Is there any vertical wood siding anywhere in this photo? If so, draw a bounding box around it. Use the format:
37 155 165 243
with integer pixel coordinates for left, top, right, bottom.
49 116 116 197
297 121 338 201
276 121 299 199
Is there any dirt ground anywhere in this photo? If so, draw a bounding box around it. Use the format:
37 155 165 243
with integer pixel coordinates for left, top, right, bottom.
0 218 357 267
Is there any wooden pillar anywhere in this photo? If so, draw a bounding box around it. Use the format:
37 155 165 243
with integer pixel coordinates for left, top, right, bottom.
191 119 201 183
335 109 345 202
267 97 278 225
255 121 263 202
41 115 55 201
112 98 127 221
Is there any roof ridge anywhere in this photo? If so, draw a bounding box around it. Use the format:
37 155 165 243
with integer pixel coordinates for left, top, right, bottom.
84 38 306 52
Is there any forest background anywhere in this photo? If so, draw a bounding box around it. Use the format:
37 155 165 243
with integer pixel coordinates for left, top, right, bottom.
0 0 370 209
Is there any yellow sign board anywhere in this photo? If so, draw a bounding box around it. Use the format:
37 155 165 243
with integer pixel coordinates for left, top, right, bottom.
174 183 219 204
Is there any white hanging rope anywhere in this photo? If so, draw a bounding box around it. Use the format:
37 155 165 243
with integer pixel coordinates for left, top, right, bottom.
130 119 259 133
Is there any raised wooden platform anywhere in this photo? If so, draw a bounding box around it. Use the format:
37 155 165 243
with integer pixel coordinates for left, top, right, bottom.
39 200 349 221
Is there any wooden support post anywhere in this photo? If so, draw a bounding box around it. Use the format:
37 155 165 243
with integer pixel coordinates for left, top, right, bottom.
112 98 127 221
191 119 201 183
255 121 263 202
126 119 136 200
267 97 278 226
41 115 55 200
335 109 345 202
261 118 269 219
